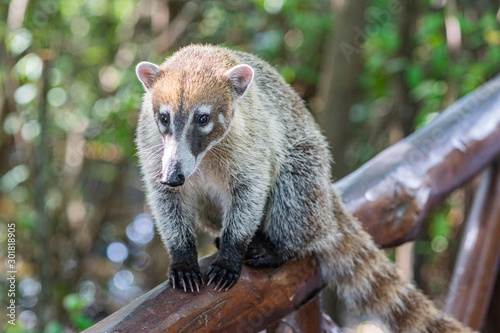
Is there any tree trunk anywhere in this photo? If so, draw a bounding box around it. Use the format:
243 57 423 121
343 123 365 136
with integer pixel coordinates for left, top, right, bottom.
315 0 368 179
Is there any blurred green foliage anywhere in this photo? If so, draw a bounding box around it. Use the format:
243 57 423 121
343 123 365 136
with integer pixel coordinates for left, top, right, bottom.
62 293 94 330
1 0 499 331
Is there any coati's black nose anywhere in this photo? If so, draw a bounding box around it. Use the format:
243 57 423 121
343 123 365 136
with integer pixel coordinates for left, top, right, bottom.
162 172 185 187
160 163 185 187
166 173 184 187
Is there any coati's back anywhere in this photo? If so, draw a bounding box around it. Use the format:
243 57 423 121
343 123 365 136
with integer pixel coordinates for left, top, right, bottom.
229 48 326 141
227 48 333 183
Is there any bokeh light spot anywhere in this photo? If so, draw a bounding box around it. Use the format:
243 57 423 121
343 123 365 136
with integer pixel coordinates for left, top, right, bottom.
113 270 134 290
126 213 154 245
14 84 38 105
107 241 129 263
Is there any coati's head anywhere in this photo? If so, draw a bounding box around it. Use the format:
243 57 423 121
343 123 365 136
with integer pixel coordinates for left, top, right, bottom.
136 46 254 187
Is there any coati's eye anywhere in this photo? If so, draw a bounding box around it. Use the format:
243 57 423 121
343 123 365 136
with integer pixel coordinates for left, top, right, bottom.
197 114 210 126
159 114 169 126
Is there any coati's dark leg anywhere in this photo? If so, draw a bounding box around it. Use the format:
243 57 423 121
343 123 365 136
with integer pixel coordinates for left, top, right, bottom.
216 230 285 268
245 139 332 268
207 232 247 291
149 191 203 292
217 231 282 267
207 177 268 291
168 237 203 292
244 230 287 267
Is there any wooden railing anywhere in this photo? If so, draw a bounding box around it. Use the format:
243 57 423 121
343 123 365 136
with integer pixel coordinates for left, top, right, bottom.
84 75 500 333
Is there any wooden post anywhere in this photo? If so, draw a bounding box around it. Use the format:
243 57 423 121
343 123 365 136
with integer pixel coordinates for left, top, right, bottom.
445 163 500 330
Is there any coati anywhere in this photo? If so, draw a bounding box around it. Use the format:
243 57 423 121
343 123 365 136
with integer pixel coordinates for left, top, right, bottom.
135 45 474 332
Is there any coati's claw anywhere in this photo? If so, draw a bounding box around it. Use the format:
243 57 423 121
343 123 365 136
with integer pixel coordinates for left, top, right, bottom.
225 279 237 291
214 271 224 291
169 265 202 293
185 272 194 292
195 272 203 292
218 273 233 292
207 275 215 286
206 264 218 286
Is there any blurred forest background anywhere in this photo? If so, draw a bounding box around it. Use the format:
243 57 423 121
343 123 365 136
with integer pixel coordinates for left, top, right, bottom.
1 0 499 332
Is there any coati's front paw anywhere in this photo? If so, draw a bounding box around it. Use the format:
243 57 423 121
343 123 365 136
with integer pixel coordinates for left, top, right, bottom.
169 263 203 293
244 231 287 268
206 258 241 292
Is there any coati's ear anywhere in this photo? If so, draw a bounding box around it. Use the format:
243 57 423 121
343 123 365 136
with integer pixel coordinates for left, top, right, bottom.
136 62 160 91
225 64 254 97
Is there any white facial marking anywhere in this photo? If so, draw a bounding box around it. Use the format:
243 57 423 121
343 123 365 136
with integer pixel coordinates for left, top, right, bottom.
162 135 196 180
198 104 212 115
218 113 226 127
178 136 196 175
199 122 214 134
162 137 178 172
181 111 195 141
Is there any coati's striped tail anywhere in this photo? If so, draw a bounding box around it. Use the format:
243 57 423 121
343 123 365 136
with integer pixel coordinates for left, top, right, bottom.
319 195 475 333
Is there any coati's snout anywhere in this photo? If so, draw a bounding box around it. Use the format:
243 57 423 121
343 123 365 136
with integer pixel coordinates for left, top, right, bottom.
160 161 185 187
160 136 196 187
